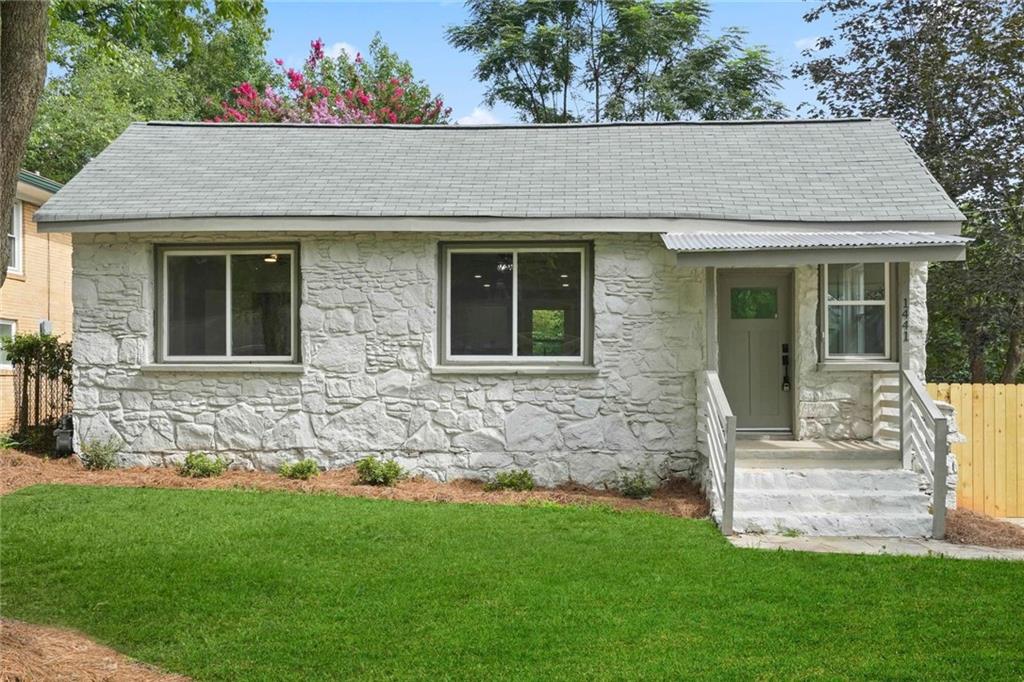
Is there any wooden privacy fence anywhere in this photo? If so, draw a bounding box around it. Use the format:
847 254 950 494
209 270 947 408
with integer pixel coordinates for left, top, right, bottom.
928 383 1024 518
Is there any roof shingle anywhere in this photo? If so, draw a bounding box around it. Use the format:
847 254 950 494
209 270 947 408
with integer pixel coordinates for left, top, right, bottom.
35 119 964 225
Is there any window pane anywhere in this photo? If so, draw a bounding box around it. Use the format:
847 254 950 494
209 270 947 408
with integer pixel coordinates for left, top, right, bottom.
450 253 513 355
828 263 885 301
828 305 886 355
167 255 226 356
730 287 777 319
517 252 582 357
0 322 13 365
231 253 292 357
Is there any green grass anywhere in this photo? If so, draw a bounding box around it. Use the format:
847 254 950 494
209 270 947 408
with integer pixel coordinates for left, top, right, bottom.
2 485 1022 680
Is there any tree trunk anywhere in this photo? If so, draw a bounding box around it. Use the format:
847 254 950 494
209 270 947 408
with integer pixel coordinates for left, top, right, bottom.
969 348 989 383
1000 329 1023 383
0 0 49 289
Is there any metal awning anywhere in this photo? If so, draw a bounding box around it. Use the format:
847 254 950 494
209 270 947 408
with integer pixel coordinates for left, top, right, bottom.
662 231 971 267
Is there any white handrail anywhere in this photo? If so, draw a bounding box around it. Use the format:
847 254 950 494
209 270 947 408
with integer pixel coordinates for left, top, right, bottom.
901 369 949 538
698 370 737 535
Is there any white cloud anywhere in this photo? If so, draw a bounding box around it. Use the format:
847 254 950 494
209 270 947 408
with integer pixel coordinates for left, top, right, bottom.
456 107 500 125
327 42 359 61
794 36 822 52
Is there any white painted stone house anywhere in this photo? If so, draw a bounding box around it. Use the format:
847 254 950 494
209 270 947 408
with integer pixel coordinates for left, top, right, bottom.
36 120 969 537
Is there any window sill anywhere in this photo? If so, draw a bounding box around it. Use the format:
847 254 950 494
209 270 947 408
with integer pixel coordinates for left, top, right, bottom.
817 361 899 373
431 365 599 377
141 363 304 374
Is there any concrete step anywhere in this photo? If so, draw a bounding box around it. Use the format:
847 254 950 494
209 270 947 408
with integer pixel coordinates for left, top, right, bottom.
732 511 933 538
735 439 900 470
733 489 931 515
735 467 921 492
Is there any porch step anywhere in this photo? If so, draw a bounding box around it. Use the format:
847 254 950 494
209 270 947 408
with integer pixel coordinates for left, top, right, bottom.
733 489 930 515
732 464 933 538
732 511 932 538
736 439 900 470
735 467 919 491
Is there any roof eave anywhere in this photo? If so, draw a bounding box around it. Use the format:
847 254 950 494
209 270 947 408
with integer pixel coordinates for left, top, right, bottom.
34 214 966 235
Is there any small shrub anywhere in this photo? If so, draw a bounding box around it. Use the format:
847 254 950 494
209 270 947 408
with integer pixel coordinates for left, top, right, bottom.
619 473 654 500
355 456 404 486
0 433 19 449
280 458 320 480
79 438 120 470
484 470 535 492
179 451 227 478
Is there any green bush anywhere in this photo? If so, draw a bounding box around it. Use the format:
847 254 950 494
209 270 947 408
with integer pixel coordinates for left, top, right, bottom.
619 473 654 500
355 456 404 486
484 469 535 492
0 433 19 449
79 438 120 471
179 452 227 478
280 458 320 480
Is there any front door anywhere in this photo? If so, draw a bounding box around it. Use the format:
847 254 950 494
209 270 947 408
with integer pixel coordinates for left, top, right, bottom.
717 270 792 431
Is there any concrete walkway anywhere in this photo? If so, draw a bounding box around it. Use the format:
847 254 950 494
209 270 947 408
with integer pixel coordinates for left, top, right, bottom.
729 534 1024 560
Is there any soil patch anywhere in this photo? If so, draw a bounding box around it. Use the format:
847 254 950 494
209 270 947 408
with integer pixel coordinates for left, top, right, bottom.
0 618 187 681
0 450 709 518
945 508 1024 549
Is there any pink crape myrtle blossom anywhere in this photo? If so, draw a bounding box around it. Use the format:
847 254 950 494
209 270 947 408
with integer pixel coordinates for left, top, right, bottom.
212 37 452 125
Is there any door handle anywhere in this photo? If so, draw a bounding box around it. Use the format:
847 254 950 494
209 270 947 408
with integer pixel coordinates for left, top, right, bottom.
781 343 791 392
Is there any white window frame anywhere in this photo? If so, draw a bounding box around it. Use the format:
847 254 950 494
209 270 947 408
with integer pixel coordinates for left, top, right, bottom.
442 243 591 365
8 200 23 275
821 263 891 360
0 319 16 368
159 247 298 363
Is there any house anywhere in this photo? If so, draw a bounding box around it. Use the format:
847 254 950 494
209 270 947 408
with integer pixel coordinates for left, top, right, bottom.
1 170 70 430
34 119 969 537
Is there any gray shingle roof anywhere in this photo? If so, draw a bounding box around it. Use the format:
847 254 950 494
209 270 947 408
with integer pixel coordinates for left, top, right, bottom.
661 231 972 252
35 119 964 225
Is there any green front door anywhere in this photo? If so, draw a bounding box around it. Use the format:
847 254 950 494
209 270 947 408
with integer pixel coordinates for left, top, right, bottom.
717 270 793 431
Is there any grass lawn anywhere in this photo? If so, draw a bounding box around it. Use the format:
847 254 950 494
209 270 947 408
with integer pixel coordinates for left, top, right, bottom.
2 485 1023 680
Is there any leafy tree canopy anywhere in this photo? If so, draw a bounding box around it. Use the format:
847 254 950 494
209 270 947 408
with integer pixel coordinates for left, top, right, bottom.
796 0 1024 382
447 0 784 123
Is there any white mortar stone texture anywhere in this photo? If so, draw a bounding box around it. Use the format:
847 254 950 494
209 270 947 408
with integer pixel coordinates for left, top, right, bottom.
70 233 931 488
71 231 707 486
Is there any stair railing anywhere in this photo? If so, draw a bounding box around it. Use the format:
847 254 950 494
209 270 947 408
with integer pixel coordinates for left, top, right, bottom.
698 370 737 535
900 369 949 539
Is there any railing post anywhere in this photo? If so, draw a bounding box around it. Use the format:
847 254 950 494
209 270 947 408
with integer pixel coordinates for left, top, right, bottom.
722 413 737 535
900 370 913 469
932 416 948 539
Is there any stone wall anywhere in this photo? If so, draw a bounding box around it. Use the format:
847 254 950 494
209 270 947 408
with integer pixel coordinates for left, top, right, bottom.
794 262 928 440
71 231 706 486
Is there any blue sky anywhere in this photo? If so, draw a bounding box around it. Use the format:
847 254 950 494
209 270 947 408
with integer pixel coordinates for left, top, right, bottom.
265 1 833 123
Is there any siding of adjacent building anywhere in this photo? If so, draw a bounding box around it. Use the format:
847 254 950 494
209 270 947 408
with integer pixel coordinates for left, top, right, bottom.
1 194 73 431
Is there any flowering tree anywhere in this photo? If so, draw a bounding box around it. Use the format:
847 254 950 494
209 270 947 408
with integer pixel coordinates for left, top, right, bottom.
213 35 451 124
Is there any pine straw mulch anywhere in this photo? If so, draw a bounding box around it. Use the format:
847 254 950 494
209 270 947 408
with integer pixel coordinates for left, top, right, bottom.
0 450 709 519
944 508 1024 550
1 618 188 682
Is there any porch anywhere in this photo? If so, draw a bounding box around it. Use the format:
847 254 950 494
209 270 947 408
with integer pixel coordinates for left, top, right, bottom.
665 230 970 539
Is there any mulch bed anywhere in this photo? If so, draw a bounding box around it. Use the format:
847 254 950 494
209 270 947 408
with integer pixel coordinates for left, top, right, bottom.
945 508 1024 550
0 450 709 518
1 618 188 682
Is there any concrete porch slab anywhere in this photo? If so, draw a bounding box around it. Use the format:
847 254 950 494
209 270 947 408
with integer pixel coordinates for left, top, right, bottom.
736 439 901 470
729 534 1024 560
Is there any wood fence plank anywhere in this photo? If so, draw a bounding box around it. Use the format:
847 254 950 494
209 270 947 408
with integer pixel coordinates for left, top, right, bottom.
983 384 997 516
973 383 986 514
1018 386 1024 518
1007 384 1019 517
951 384 971 511
994 384 1007 517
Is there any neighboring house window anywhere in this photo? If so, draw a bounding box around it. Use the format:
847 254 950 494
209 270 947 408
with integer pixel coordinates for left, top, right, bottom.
159 247 297 362
823 263 890 358
8 200 22 274
442 243 591 364
0 320 15 368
